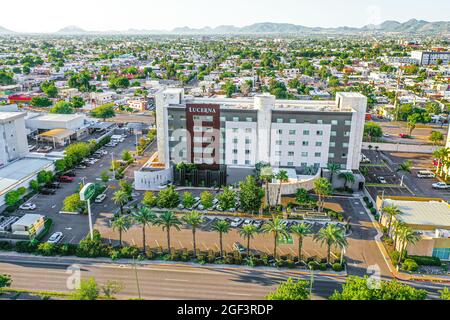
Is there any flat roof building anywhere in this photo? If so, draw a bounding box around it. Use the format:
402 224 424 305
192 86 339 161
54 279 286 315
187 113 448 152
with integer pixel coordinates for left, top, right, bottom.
0 112 29 168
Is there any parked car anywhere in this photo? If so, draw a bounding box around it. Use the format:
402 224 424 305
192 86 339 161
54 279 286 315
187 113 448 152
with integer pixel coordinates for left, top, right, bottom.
361 155 371 164
177 204 185 210
105 142 117 147
47 232 63 244
19 203 36 210
41 188 56 195
253 220 264 229
59 176 75 183
28 145 36 151
433 182 450 190
63 171 76 177
95 194 107 203
378 177 387 184
243 219 253 227
47 182 61 189
75 165 87 170
231 218 243 228
417 171 436 179
399 133 409 139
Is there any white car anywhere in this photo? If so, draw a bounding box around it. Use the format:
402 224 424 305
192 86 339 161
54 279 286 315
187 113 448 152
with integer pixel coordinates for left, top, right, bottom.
47 232 63 244
231 218 243 228
19 203 37 210
433 182 450 190
95 194 107 203
243 219 253 227
378 177 387 184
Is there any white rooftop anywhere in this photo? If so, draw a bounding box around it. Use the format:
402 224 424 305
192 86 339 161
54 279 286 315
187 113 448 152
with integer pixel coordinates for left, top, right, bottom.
12 214 44 227
0 112 25 123
29 113 84 122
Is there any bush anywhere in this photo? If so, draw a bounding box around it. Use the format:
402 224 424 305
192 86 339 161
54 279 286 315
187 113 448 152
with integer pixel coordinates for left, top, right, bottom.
402 259 419 272
363 197 369 203
119 246 140 259
319 263 328 271
58 243 78 256
308 261 320 270
37 243 58 256
390 251 402 265
367 202 374 209
370 208 377 215
15 241 38 253
0 241 13 251
332 263 344 272
409 255 442 267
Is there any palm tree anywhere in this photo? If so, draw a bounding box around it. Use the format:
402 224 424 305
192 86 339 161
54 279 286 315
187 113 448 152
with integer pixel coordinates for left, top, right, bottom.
382 205 402 235
238 225 258 256
290 223 312 262
132 206 156 254
260 166 274 207
397 160 413 175
182 211 204 257
313 224 347 264
262 216 290 259
113 190 129 216
392 220 406 249
212 220 231 257
313 178 332 212
339 172 355 190
433 148 450 176
327 163 341 186
398 226 420 264
154 211 182 254
111 215 132 246
275 170 289 207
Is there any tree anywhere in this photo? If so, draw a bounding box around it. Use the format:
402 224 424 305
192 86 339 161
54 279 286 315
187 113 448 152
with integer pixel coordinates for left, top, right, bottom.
68 71 93 92
217 187 237 211
200 191 214 209
239 225 258 256
31 96 52 107
259 166 274 207
40 81 58 98
113 190 129 216
182 211 204 257
290 223 312 262
212 220 231 257
397 226 420 265
111 215 132 246
397 160 413 176
313 224 347 264
364 122 383 142
266 278 310 300
121 150 133 162
109 76 130 89
223 80 236 98
0 274 12 289
239 176 264 214
63 193 85 213
275 170 289 207
132 207 156 254
90 104 116 121
262 216 290 258
440 288 450 300
70 96 85 109
55 159 67 172
314 178 332 212
72 278 99 300
327 163 341 185
142 191 158 208
382 205 402 235
50 101 74 114
339 172 355 190
157 186 180 209
407 114 418 136
330 276 427 300
182 192 196 209
430 131 444 146
100 171 110 185
101 281 124 300
154 211 182 254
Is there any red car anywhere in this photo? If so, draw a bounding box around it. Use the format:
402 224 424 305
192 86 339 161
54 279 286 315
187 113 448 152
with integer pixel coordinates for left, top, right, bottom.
399 134 409 139
59 176 75 183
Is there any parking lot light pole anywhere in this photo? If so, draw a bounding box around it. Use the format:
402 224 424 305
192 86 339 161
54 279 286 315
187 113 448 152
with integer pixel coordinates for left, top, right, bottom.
111 152 115 180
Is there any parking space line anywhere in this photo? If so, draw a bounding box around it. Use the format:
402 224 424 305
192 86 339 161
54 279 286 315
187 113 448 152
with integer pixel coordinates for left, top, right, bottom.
178 240 183 249
264 246 271 254
155 239 160 247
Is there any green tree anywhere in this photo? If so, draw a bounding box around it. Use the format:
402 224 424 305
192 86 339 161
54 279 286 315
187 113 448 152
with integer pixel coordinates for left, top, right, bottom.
440 288 450 300
132 206 156 254
239 176 264 214
275 170 289 207
111 215 132 246
262 216 290 258
142 191 158 208
266 278 310 300
397 226 420 265
217 187 237 211
430 131 444 146
40 81 58 98
239 225 258 256
0 274 12 289
327 163 341 185
313 224 347 264
223 80 236 98
90 104 116 121
290 223 312 262
101 281 124 300
113 190 129 216
63 193 85 213
259 166 274 207
382 205 402 235
71 278 99 300
200 191 214 209
339 172 355 190
68 71 93 92
70 96 85 109
100 171 110 185
31 96 52 107
182 211 204 257
330 276 427 300
313 178 332 212
154 211 182 254
397 160 413 175
182 192 196 208
157 186 180 209
50 101 74 114
212 220 231 257
364 122 383 142
121 150 133 162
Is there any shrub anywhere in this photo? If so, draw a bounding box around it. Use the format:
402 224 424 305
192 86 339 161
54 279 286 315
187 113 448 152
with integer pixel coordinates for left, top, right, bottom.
58 243 77 256
363 197 369 203
390 251 402 265
402 259 419 272
15 241 38 253
0 241 13 251
367 202 374 209
319 263 328 271
308 261 320 270
37 243 58 256
409 255 442 267
370 208 377 215
119 246 140 259
332 263 344 272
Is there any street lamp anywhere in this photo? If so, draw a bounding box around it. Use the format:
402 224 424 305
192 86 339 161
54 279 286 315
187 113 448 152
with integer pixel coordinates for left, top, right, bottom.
111 152 115 180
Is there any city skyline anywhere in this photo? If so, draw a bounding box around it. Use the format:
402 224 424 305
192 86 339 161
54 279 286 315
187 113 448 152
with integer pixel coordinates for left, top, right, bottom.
1 0 450 33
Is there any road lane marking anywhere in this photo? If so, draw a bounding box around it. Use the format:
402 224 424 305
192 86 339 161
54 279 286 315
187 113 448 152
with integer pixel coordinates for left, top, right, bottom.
164 278 189 282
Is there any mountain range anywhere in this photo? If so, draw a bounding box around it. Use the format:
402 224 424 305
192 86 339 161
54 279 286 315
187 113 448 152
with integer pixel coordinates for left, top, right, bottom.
0 19 449 35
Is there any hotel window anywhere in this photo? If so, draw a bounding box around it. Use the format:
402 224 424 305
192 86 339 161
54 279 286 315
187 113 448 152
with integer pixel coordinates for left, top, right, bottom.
301 163 307 167
277 129 283 135
331 131 337 137
245 160 251 165
316 130 323 136
287 162 294 167
303 130 310 135
316 142 322 147
343 143 349 148
245 150 251 155
168 115 174 121
277 118 283 123
290 119 297 124
232 128 238 133
344 132 350 137
301 152 308 157
245 128 252 133
331 120 338 125
245 139 251 144
276 140 282 145
180 117 186 121
330 142 336 147
304 120 310 124
289 141 295 146
232 160 238 165
233 117 239 122
317 120 323 124
275 151 282 156
274 161 281 166
302 141 309 146
329 153 335 158
345 120 352 126
288 151 294 157
246 117 252 122
220 116 226 122
315 152 321 158
289 130 296 135
233 149 238 154
233 138 238 144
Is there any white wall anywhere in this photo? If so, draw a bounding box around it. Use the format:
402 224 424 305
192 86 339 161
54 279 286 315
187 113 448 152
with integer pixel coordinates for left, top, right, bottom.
225 122 257 166
134 168 173 191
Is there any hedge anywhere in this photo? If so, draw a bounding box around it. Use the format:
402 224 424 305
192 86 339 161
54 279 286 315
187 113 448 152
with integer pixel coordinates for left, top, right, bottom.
408 255 442 267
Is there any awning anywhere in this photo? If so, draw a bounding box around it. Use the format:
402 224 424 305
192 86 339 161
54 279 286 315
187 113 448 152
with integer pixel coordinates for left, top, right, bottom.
39 128 75 140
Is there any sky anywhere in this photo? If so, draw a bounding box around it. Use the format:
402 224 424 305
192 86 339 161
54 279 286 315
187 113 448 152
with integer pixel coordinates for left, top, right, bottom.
2 0 450 33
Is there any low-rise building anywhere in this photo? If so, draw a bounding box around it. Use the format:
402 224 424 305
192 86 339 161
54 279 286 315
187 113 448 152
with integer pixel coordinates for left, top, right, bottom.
11 214 46 238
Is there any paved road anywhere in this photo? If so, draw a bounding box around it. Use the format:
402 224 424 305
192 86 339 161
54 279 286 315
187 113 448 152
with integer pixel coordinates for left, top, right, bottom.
0 257 343 300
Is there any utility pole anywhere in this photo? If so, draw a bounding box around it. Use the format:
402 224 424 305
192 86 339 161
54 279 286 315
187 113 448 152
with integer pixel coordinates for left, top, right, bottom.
133 257 141 299
394 64 403 122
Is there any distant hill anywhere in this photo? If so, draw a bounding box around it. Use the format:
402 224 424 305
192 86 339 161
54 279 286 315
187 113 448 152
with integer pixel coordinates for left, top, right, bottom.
57 26 88 34
0 26 14 34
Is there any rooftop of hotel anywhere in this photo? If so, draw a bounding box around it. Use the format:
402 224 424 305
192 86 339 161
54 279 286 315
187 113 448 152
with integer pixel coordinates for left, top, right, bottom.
0 112 26 123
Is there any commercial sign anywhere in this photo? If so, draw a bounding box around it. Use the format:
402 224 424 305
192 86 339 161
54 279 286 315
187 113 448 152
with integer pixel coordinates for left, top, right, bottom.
80 183 96 201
